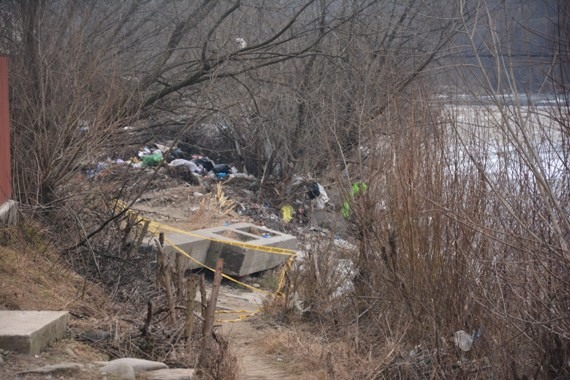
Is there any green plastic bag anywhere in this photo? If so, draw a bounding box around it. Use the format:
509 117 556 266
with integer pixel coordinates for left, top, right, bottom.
341 182 368 219
142 151 163 167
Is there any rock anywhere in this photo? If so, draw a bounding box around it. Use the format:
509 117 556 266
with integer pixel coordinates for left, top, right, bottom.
65 346 78 358
454 330 473 352
100 361 135 380
18 362 83 375
100 358 168 373
0 356 4 366
147 368 196 380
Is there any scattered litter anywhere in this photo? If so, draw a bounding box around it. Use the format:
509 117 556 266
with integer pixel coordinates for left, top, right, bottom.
236 37 247 49
141 150 163 167
169 159 201 173
454 330 473 352
192 157 214 172
341 182 368 219
313 183 330 209
307 182 321 200
213 164 233 174
281 204 294 223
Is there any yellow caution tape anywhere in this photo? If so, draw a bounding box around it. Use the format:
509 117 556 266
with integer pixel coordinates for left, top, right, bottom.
163 236 273 295
111 199 297 322
114 200 297 257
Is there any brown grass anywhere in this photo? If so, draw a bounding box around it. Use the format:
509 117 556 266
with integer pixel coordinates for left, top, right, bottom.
269 87 570 379
0 224 109 317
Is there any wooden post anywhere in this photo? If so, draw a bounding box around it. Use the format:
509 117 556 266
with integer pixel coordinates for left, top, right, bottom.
155 239 176 324
155 239 163 288
198 259 224 369
175 253 184 300
199 273 207 318
185 275 198 351
202 259 223 338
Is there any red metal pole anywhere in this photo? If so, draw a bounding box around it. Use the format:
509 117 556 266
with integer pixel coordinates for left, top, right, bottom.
0 56 10 203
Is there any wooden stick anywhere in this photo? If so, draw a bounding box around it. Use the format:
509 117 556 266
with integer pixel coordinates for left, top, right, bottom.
142 301 153 336
155 240 163 288
155 239 176 325
202 259 223 338
185 275 198 351
199 273 207 318
198 259 224 370
175 252 184 300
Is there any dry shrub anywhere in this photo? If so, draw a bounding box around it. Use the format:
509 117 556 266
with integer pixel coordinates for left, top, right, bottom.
278 89 569 378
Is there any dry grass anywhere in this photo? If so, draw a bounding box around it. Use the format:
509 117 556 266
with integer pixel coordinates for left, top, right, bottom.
0 224 109 317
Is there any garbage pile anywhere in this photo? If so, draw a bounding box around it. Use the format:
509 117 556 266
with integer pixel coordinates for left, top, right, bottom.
85 143 352 233
87 143 249 186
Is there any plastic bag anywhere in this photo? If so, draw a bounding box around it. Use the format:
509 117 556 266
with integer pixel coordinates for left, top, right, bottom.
141 151 163 167
281 204 294 223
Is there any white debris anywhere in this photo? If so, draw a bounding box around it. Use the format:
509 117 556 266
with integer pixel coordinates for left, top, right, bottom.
236 37 247 49
454 330 473 352
314 183 330 209
169 159 200 173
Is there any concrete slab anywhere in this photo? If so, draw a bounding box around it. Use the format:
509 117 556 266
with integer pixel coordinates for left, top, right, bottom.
0 311 69 355
163 223 297 277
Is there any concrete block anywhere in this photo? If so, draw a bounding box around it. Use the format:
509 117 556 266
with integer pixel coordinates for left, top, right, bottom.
0 311 69 355
0 200 17 225
163 223 296 277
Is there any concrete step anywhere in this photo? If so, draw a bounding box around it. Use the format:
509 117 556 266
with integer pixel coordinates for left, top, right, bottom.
0 311 69 355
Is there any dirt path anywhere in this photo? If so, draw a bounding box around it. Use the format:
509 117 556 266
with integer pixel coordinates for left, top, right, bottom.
223 320 296 380
136 186 300 379
216 289 297 380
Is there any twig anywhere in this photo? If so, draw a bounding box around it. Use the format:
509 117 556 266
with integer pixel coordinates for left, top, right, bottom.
141 301 153 336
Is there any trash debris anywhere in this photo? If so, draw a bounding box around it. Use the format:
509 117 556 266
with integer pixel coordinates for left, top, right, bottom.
213 163 233 174
236 37 247 49
453 330 474 352
169 159 201 173
307 182 330 210
315 185 329 209
341 182 368 219
307 182 321 200
192 157 214 172
137 146 164 167
281 204 294 223
141 151 163 167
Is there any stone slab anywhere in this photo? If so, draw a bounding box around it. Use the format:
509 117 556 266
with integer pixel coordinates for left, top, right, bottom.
0 311 69 355
162 222 297 277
